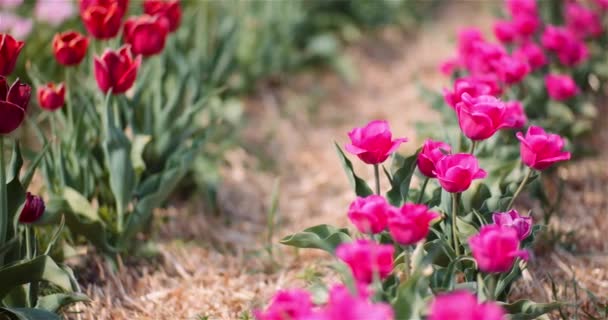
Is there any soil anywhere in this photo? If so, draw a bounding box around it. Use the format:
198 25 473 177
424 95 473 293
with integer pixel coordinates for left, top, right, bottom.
68 2 607 319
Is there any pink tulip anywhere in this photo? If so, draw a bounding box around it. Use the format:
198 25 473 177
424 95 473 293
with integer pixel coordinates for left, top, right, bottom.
468 74 503 96
457 28 485 60
336 240 394 284
512 13 540 38
468 41 507 74
255 289 313 320
429 291 506 320
387 203 440 245
596 0 608 10
516 126 571 170
541 26 588 67
347 195 391 234
444 78 492 110
545 74 579 101
493 20 517 43
417 139 451 178
439 57 459 76
345 120 407 165
492 209 532 240
433 153 487 193
315 285 394 320
506 0 538 18
456 93 510 141
513 42 546 71
493 55 530 85
504 101 527 128
469 225 529 273
565 2 603 39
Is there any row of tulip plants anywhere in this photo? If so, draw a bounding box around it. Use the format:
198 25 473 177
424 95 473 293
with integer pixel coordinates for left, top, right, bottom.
256 0 606 319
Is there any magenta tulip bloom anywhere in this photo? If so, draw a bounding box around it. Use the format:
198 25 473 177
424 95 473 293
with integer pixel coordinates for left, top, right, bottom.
506 0 538 18
493 209 532 240
443 78 492 110
493 20 517 43
347 195 391 234
596 0 608 10
345 120 407 165
0 76 30 135
429 291 506 320
469 225 529 273
433 153 486 193
19 192 45 224
417 139 451 178
516 126 571 170
255 289 313 320
504 101 527 128
456 93 510 141
316 285 394 320
565 2 603 39
513 42 546 71
542 26 588 67
512 13 540 38
545 74 578 101
336 240 394 284
493 55 530 85
387 203 439 245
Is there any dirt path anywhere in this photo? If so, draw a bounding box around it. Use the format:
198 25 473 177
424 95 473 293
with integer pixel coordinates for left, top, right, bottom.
73 2 606 319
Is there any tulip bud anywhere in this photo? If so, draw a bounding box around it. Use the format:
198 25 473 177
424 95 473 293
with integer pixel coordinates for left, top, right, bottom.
52 31 89 66
345 120 407 165
37 82 65 111
0 33 25 76
19 192 45 223
93 46 141 94
0 76 30 135
492 209 532 240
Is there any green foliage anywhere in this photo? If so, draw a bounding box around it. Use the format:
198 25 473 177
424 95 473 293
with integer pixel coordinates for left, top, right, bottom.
280 224 352 254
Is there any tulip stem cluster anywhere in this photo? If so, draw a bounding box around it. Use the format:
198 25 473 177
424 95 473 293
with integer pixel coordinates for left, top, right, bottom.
0 136 6 262
373 164 381 195
451 192 461 256
507 167 532 210
417 177 429 204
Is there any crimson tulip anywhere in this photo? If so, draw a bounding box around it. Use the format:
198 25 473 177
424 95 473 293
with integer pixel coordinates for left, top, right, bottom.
94 45 141 94
80 0 125 39
143 0 181 32
0 33 24 76
123 15 169 57
19 192 45 223
37 82 65 111
0 76 30 135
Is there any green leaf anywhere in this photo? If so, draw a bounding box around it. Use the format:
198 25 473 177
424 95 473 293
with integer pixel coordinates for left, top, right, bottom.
0 255 76 299
0 307 61 320
280 224 351 253
386 151 419 206
392 271 428 320
131 135 151 178
501 300 562 320
35 293 88 313
456 217 478 242
7 141 23 184
334 143 373 197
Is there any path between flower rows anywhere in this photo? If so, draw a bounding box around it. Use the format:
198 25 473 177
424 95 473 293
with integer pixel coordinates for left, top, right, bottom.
72 2 606 319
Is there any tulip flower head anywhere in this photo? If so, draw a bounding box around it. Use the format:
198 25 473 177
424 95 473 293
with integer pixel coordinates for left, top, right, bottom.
345 120 407 165
315 285 394 320
565 2 603 39
493 20 517 43
542 26 588 67
0 33 24 76
469 224 529 273
19 192 45 223
254 289 313 320
0 76 30 134
492 209 532 241
417 139 451 178
387 203 440 245
433 153 487 193
516 126 571 170
37 82 65 111
123 15 169 57
347 195 392 234
513 42 546 71
503 100 527 128
94 46 141 94
52 31 89 66
429 290 506 320
443 78 492 110
143 0 181 32
80 0 125 39
545 74 579 101
456 93 511 141
336 239 394 284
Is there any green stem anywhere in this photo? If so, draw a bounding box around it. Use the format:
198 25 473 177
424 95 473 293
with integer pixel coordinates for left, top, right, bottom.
451 192 460 256
416 177 429 204
507 168 532 210
486 275 496 301
64 68 73 131
373 164 380 195
0 136 6 251
469 140 477 155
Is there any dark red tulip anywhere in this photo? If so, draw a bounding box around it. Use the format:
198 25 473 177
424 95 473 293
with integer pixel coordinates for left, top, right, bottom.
53 31 89 66
80 0 128 15
38 82 66 111
0 76 30 135
94 45 141 94
123 15 169 57
0 33 25 76
143 0 181 32
80 0 125 39
19 192 45 224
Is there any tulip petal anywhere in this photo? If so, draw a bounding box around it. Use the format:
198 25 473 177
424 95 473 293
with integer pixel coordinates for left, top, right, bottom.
0 101 25 134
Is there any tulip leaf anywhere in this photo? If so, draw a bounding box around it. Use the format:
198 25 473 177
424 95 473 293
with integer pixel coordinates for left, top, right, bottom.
456 217 478 242
334 143 373 197
386 150 419 206
392 270 428 320
0 255 75 299
280 224 351 254
8 141 23 184
0 307 61 320
500 300 562 320
35 293 89 313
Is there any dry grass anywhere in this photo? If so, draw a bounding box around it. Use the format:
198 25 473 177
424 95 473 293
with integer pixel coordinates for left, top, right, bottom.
66 2 606 319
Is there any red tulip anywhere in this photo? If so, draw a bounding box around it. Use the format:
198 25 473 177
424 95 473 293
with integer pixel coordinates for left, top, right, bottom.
0 76 30 135
143 0 181 32
80 0 125 39
19 192 45 223
0 33 24 76
123 15 169 57
37 82 65 111
94 46 141 94
52 31 89 66
80 0 128 15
